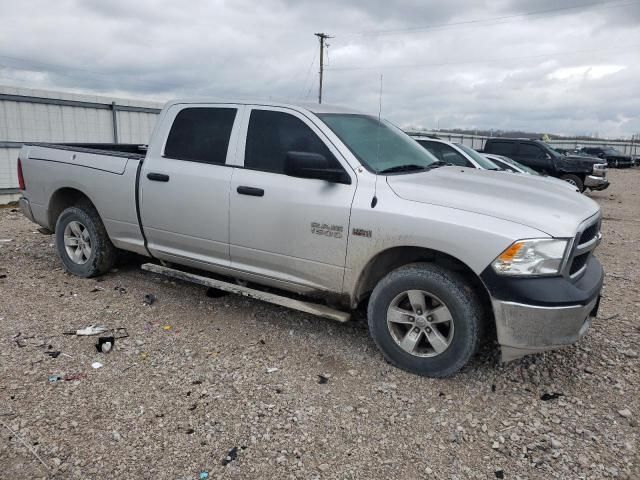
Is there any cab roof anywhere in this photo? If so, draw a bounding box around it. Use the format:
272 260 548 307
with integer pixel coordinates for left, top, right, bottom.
163 98 362 116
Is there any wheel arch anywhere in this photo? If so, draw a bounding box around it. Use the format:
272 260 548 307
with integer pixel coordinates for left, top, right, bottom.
48 187 98 231
351 246 494 328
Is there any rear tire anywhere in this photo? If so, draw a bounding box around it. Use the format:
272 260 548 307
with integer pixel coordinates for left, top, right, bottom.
367 263 483 378
560 174 584 192
55 204 117 277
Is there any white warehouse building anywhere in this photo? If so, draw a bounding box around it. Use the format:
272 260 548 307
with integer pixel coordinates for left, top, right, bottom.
0 85 162 203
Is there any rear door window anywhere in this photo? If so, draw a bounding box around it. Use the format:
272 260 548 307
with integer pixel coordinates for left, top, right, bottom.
486 141 515 155
164 107 237 164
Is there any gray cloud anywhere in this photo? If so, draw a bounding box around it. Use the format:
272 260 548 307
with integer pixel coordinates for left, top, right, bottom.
0 0 638 137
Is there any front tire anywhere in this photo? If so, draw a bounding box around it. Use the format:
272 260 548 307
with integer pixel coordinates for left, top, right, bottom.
560 174 584 192
55 204 117 277
367 263 483 378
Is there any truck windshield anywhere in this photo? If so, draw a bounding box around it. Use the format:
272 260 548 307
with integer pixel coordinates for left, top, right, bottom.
317 113 438 173
454 143 501 170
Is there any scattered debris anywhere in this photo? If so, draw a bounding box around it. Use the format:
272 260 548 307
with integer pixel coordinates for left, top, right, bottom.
91 362 103 369
618 409 632 418
96 336 115 353
143 293 156 305
63 373 86 381
162 325 172 331
44 351 61 359
318 374 329 384
71 325 108 336
114 286 126 294
0 268 7 279
266 367 279 373
90 286 105 293
0 239 12 243
221 446 239 465
540 392 563 401
48 375 62 383
495 469 505 479
199 472 209 480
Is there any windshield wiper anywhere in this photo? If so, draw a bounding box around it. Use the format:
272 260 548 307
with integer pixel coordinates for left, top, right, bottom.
424 160 451 170
378 164 427 174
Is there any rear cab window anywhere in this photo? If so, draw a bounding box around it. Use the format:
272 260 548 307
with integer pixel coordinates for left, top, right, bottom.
164 107 237 164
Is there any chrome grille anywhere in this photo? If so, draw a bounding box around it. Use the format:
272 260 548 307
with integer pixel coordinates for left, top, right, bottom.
565 215 601 279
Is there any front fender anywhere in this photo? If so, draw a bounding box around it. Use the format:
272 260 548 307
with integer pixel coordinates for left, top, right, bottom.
342 187 548 300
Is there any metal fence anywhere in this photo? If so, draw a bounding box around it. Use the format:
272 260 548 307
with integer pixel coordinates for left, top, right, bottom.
406 130 640 157
0 86 162 201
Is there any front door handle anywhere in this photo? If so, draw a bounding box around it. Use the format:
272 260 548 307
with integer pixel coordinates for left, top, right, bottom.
237 186 264 197
147 172 170 182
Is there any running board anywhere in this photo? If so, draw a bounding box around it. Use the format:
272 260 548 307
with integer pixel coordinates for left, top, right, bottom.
141 263 350 323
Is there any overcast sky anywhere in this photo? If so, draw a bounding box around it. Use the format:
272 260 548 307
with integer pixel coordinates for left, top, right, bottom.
1 0 639 137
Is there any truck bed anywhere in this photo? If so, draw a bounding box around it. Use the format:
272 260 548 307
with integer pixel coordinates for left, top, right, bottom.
19 142 147 255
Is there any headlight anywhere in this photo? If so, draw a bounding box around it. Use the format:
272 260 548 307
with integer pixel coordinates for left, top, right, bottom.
492 239 569 276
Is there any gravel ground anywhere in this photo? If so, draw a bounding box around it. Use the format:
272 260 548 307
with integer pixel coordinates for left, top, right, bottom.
0 169 638 480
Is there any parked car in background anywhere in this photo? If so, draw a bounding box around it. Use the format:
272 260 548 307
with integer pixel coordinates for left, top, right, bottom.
17 99 605 377
579 146 634 169
483 153 539 175
484 153 579 192
413 137 501 170
483 138 608 192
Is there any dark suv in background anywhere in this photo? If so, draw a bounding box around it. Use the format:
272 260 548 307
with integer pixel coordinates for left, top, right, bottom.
579 146 634 168
483 138 609 192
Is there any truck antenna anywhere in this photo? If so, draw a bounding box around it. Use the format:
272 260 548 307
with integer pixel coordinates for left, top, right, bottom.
372 74 383 209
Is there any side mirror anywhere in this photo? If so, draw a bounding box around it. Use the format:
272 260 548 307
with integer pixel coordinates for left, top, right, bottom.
598 153 605 158
284 151 351 184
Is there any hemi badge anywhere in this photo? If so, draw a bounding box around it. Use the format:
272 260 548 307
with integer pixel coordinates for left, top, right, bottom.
352 228 372 238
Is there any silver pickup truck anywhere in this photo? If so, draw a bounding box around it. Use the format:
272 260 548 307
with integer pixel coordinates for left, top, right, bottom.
16 99 604 377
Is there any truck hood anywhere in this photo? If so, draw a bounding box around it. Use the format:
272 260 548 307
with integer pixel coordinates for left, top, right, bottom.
386 167 599 237
561 155 602 170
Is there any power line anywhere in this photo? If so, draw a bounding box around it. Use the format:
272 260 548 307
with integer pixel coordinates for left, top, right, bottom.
299 51 317 98
325 44 640 71
348 0 640 36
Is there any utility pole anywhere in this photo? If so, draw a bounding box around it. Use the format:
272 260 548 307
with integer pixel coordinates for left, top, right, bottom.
315 32 332 104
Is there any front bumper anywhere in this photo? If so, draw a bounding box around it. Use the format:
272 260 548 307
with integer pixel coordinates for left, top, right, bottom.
18 196 35 222
482 255 604 362
584 175 609 191
493 295 599 361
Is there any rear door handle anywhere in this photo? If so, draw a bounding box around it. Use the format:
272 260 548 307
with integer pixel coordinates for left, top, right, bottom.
147 172 170 182
237 186 264 197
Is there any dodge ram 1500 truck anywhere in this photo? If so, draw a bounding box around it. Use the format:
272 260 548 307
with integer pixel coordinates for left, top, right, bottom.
17 99 604 377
